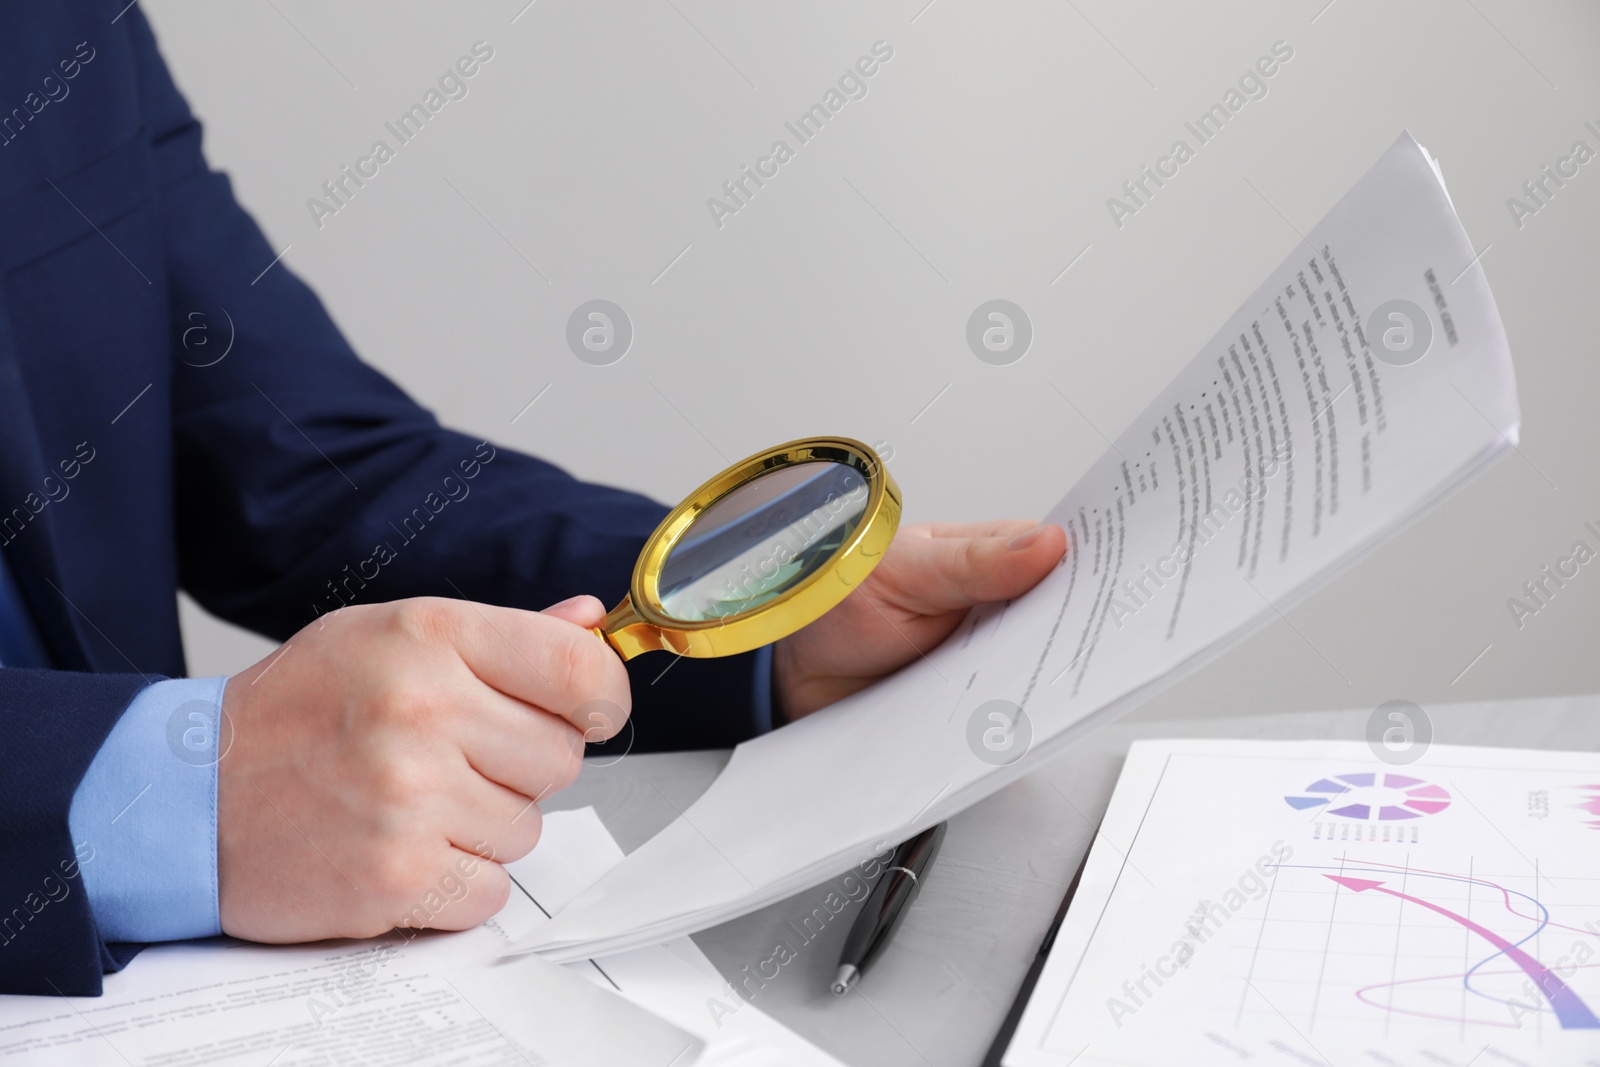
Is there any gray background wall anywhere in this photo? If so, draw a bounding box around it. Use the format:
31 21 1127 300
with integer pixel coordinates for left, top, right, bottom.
148 0 1600 727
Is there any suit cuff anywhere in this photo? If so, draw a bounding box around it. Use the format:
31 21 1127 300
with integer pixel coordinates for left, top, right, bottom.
67 676 227 943
750 644 775 735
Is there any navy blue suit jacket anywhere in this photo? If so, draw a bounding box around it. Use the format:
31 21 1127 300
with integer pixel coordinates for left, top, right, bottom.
0 2 760 996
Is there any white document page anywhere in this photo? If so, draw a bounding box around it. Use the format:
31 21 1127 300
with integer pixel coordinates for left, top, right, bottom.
509 131 1522 963
0 880 699 1067
0 809 842 1066
493 808 849 1067
1003 739 1600 1066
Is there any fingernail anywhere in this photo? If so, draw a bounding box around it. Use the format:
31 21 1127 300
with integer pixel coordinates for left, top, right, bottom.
1007 525 1047 550
543 595 592 613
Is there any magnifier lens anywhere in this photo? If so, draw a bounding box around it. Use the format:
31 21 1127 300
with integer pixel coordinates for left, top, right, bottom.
657 460 869 622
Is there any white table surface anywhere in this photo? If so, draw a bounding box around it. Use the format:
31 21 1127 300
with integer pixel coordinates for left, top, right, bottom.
548 693 1600 1067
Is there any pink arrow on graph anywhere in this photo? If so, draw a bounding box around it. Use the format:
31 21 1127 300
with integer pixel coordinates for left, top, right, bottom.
1325 875 1600 1029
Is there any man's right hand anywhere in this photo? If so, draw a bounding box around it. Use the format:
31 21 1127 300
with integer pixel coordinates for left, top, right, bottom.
215 594 628 944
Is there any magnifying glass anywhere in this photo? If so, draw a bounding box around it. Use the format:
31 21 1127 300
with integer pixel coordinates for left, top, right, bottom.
592 437 901 659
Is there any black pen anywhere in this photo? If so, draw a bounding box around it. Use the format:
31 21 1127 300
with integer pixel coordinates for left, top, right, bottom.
831 822 947 995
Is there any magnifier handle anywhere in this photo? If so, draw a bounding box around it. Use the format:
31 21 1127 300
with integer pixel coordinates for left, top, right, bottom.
588 596 661 661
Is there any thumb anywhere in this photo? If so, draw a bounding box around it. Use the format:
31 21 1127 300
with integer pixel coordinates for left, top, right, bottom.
885 523 1066 614
539 594 608 629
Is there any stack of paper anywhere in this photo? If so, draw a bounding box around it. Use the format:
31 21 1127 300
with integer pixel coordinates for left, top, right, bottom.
0 809 846 1066
509 132 1520 964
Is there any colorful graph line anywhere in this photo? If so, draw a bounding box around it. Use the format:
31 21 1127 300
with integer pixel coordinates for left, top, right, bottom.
1325 874 1600 1029
1275 860 1600 1030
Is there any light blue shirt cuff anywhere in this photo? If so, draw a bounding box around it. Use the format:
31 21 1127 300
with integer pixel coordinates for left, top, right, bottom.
751 644 775 735
67 675 227 943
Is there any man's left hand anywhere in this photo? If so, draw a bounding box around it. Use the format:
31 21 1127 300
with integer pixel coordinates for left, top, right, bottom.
772 521 1067 720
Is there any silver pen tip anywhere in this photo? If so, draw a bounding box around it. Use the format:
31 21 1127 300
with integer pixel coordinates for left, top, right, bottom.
831 964 859 996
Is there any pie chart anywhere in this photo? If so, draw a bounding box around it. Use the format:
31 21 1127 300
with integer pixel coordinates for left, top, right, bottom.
1283 772 1452 821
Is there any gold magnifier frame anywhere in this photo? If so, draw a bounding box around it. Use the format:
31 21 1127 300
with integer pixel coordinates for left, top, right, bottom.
592 436 901 660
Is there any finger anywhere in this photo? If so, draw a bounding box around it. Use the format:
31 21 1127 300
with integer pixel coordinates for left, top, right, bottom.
393 846 512 933
909 519 1041 541
423 599 632 733
443 774 546 865
456 685 590 800
540 594 607 628
880 523 1067 613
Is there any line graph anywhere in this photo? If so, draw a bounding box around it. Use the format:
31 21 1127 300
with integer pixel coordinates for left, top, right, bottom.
1254 859 1600 1032
1325 873 1599 1028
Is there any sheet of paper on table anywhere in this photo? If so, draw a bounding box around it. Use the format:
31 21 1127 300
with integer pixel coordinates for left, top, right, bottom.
1003 738 1600 1066
506 131 1523 964
491 808 850 1067
0 808 845 1067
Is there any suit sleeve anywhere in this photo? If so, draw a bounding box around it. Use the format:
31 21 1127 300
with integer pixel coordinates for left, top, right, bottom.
0 669 150 995
127 11 763 754
0 8 767 1001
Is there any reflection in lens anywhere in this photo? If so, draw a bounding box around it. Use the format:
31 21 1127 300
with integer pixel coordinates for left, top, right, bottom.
657 461 869 622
